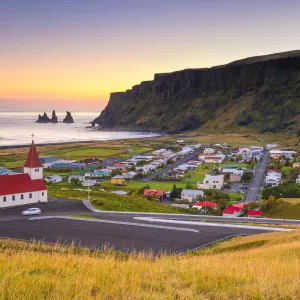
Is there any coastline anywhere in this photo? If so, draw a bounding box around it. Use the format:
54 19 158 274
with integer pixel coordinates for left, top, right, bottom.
0 132 165 150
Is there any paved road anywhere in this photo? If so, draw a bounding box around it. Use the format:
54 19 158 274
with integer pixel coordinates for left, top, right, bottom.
140 151 201 182
0 198 295 254
244 151 269 202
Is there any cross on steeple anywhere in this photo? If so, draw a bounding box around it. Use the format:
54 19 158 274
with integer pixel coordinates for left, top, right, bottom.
31 133 35 141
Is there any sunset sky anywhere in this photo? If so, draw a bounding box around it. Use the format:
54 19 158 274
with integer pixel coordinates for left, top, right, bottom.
1 0 300 112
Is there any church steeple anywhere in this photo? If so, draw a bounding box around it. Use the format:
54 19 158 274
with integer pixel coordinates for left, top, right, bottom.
24 138 43 180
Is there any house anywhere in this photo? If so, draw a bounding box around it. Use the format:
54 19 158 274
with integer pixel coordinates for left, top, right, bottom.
144 189 164 201
230 173 242 182
250 146 264 153
122 171 137 180
193 201 218 210
266 144 277 150
86 169 112 178
113 163 127 171
152 149 167 155
111 175 126 185
39 155 57 165
265 170 282 186
82 179 98 187
199 154 226 164
68 174 84 183
293 162 300 169
44 175 62 184
197 174 224 190
203 148 215 154
0 140 47 208
270 149 297 159
181 189 204 203
248 210 262 217
296 175 300 185
222 206 244 217
222 165 244 175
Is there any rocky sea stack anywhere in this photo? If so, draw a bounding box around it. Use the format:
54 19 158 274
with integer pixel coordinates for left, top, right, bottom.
63 111 74 123
36 110 58 123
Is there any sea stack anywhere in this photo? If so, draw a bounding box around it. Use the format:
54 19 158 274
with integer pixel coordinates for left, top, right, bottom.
36 110 58 123
51 110 58 123
63 111 74 123
36 112 51 123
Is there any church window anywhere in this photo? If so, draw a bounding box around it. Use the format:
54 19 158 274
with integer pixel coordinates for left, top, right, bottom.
21 194 24 200
3 197 6 202
29 193 32 199
12 195 15 201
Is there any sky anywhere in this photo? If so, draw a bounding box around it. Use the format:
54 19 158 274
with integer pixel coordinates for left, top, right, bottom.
1 0 300 112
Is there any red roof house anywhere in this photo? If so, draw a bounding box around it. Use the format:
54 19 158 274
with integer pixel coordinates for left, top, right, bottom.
248 210 262 217
222 206 244 217
232 202 246 209
193 201 218 209
144 189 164 200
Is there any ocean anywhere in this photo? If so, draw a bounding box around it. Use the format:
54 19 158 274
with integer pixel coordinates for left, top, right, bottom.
0 112 159 147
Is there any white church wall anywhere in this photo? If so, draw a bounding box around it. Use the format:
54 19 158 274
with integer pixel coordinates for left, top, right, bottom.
0 190 47 208
24 167 43 180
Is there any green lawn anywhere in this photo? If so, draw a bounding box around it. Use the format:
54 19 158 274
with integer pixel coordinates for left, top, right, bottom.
228 192 243 201
0 154 27 168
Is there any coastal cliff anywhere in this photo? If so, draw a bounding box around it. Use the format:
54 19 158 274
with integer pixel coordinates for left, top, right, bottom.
92 50 300 134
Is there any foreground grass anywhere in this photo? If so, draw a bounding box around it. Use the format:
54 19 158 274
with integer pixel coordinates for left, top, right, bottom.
0 230 300 299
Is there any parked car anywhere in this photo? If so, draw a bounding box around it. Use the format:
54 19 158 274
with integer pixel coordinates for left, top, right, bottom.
21 208 41 216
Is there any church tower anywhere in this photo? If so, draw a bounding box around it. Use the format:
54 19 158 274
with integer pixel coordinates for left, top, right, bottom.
24 140 43 180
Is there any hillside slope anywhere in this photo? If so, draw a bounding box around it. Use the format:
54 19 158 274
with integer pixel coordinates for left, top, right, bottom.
0 230 300 299
92 50 300 134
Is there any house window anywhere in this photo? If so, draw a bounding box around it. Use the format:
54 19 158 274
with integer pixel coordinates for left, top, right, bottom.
12 195 15 201
42 192 44 196
3 196 6 202
213 185 216 188
21 194 24 200
35 169 39 172
29 193 32 199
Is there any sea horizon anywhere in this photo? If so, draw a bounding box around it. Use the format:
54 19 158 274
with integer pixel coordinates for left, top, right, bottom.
0 112 160 147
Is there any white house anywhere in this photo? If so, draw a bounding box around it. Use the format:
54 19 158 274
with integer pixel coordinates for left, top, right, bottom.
270 149 297 159
296 175 300 185
0 140 47 208
203 148 215 154
44 175 62 184
197 174 224 190
68 174 84 183
82 179 98 187
181 189 204 203
265 170 282 186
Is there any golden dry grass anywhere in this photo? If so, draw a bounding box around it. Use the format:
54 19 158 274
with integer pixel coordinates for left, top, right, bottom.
0 230 300 299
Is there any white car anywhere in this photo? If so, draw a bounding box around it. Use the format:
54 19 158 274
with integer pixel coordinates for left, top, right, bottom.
22 208 41 216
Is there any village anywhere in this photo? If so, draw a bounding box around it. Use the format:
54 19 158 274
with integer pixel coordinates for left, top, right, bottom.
1 139 299 219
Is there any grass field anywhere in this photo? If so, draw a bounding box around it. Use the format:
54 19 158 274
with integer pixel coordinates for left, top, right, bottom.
0 230 299 299
264 201 300 220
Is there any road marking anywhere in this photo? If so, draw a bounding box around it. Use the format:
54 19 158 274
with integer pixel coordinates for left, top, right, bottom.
133 217 292 232
29 216 200 233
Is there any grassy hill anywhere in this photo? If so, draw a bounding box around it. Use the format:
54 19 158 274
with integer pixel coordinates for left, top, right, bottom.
0 230 299 299
92 50 300 137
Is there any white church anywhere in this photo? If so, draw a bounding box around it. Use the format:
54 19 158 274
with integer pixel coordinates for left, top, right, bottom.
0 140 47 208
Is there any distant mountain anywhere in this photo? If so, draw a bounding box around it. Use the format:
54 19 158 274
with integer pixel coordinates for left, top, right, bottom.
92 50 300 135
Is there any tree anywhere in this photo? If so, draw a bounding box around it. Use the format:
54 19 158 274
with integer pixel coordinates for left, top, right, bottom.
241 172 253 182
170 184 180 199
224 173 230 181
138 184 150 195
185 183 193 189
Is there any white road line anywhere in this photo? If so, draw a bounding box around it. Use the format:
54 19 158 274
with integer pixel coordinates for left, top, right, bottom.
133 217 292 232
29 216 199 233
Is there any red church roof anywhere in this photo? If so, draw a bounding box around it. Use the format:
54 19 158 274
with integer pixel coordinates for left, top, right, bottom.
0 174 47 196
24 141 43 168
